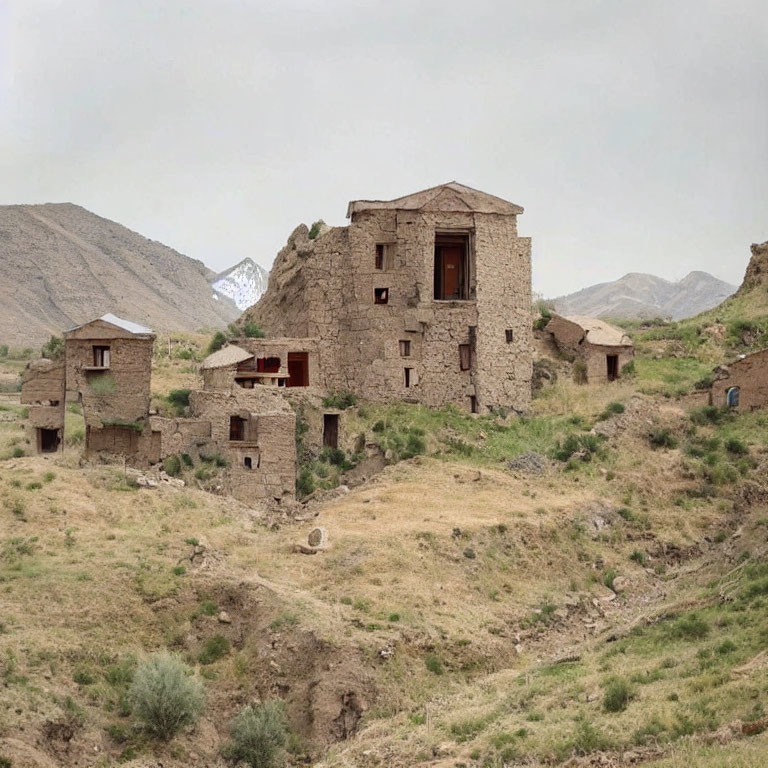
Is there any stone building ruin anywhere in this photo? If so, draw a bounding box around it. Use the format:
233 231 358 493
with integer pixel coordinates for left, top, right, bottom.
246 181 534 414
710 348 768 411
545 314 634 383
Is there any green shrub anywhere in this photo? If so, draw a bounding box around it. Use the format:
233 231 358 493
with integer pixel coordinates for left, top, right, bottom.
198 635 230 665
568 716 612 755
222 700 287 768
725 437 748 455
603 676 633 713
425 654 444 675
307 220 323 240
127 653 204 740
163 455 182 477
181 453 194 467
243 321 266 339
322 391 357 410
629 549 645 565
11 447 24 458
40 335 65 360
649 428 678 449
167 389 191 414
89 373 116 395
621 360 636 377
603 569 618 590
199 600 218 616
372 420 385 432
690 405 729 426
552 433 603 462
573 360 588 384
668 613 709 640
694 375 714 390
206 331 228 356
296 467 315 499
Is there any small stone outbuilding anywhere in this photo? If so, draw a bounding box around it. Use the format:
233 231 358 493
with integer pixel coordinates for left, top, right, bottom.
64 313 159 461
545 314 634 383
711 348 768 411
20 358 66 453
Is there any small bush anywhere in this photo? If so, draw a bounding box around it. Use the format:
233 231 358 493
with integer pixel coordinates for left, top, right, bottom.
127 653 204 740
199 599 218 616
573 360 588 384
629 549 646 565
694 374 714 390
243 321 266 338
198 635 230 665
425 654 444 675
222 700 287 768
12 447 25 458
603 568 618 590
649 428 678 449
206 331 228 356
725 437 748 456
167 389 191 414
307 220 324 240
690 405 729 426
621 360 636 377
603 676 633 713
181 453 194 467
40 335 65 360
163 455 182 477
552 433 603 462
296 467 315 499
322 391 357 410
668 613 709 640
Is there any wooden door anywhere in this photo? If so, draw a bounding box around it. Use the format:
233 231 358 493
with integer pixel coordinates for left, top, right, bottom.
287 352 309 387
441 246 463 299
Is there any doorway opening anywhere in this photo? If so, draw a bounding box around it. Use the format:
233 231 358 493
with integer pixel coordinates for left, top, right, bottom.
323 413 339 449
434 233 470 300
607 355 619 381
39 428 60 453
287 352 309 387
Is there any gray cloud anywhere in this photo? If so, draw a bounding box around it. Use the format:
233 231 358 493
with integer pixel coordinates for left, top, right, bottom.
2 0 766 296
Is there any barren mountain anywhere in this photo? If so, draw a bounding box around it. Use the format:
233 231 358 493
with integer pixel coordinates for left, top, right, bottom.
552 270 736 321
0 203 240 347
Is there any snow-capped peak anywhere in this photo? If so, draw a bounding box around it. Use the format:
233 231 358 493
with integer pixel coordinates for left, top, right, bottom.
210 257 269 311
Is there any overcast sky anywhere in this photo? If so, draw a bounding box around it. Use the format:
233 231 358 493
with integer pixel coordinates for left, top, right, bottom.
1 0 766 297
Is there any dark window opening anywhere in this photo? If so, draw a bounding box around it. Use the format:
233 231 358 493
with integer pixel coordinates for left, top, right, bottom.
236 378 255 388
470 395 479 414
727 386 740 408
256 357 281 373
404 368 412 388
374 288 389 305
607 355 619 381
229 416 246 441
287 352 309 387
505 329 514 343
323 413 339 449
93 345 111 367
39 428 60 453
50 400 60 407
434 233 470 300
399 340 411 357
244 456 252 469
375 243 393 270
459 344 471 371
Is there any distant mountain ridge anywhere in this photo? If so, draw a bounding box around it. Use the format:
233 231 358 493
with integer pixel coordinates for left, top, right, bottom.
210 257 269 311
0 203 241 347
552 271 737 321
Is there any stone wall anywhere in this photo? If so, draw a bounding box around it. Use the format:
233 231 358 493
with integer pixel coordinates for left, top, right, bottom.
65 336 153 427
247 202 533 413
711 349 768 411
189 387 296 504
85 424 161 464
21 359 66 453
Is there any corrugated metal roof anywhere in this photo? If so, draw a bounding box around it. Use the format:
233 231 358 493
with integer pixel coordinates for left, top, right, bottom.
200 344 254 370
65 313 154 335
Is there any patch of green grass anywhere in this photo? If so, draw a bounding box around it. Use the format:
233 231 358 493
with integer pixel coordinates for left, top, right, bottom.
198 635 230 665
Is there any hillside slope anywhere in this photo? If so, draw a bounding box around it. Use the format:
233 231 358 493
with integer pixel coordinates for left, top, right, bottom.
553 271 736 321
0 203 240 346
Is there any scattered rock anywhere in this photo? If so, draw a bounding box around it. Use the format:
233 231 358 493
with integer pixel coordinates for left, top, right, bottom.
293 543 319 555
507 451 548 474
611 576 629 593
217 611 231 624
308 526 329 548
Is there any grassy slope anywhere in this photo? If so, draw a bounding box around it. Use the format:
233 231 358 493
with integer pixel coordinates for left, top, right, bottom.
1 338 768 767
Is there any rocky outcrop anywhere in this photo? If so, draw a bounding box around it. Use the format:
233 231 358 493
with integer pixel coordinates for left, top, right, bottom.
736 240 768 295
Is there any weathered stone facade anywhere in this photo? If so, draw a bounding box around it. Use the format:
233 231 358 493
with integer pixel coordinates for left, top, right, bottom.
20 358 66 453
246 182 533 413
545 314 634 384
711 348 768 411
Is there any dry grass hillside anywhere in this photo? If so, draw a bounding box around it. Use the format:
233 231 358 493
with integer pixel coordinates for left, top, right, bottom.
0 204 240 348
1 332 768 768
